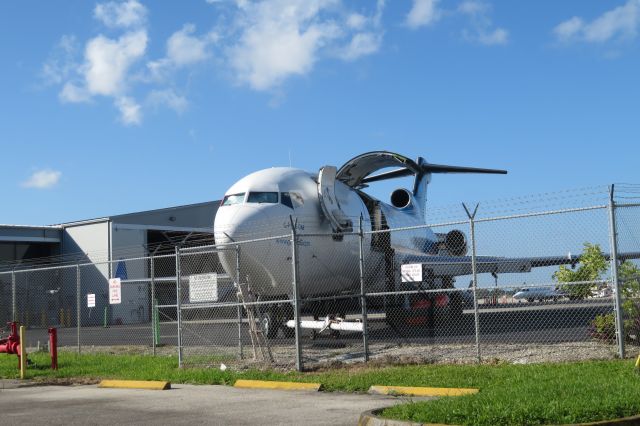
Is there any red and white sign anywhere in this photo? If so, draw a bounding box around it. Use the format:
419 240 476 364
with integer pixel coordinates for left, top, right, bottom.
87 293 96 308
109 278 122 304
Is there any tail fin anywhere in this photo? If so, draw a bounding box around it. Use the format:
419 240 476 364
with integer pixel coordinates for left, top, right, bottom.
413 157 430 219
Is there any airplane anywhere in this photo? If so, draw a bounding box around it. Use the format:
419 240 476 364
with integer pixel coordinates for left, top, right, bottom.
212 151 638 338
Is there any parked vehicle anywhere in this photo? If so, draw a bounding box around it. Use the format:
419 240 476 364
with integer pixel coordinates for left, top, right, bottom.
513 287 564 302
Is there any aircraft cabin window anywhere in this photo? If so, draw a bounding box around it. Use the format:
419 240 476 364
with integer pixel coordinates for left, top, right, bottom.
247 192 278 204
222 193 245 206
281 192 294 209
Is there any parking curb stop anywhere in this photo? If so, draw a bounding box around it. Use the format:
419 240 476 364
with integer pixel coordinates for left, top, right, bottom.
368 386 478 397
98 380 171 390
234 379 321 391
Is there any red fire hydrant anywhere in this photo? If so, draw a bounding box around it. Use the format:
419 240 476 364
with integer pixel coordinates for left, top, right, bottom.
0 322 22 368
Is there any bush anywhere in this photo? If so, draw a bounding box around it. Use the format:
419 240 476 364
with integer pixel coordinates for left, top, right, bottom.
590 313 616 342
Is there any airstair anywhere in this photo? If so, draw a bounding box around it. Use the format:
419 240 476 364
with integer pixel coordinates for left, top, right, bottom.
237 283 273 363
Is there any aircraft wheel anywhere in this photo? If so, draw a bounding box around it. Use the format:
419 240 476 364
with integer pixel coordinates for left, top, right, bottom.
527 298 534 303
449 293 464 318
281 305 295 339
283 324 295 339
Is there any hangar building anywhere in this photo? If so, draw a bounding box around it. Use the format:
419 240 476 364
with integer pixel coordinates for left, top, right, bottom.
0 201 219 326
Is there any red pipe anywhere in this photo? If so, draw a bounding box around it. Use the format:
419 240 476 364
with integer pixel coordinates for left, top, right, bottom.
48 327 58 370
0 322 22 368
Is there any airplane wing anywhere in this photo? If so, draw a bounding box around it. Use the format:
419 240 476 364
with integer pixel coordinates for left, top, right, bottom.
395 250 640 277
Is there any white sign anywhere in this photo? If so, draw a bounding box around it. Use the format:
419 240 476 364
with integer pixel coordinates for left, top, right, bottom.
401 263 422 283
87 293 96 308
189 273 218 303
109 278 122 304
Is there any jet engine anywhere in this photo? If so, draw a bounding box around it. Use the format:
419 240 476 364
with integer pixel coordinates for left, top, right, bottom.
390 189 413 209
436 230 468 256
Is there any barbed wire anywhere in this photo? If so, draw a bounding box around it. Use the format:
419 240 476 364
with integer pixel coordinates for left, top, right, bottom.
0 184 632 272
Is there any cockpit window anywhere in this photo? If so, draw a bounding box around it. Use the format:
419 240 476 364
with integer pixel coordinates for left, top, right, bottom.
281 192 294 209
247 192 278 204
222 193 245 206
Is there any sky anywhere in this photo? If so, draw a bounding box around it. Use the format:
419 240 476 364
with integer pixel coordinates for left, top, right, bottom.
1 0 639 226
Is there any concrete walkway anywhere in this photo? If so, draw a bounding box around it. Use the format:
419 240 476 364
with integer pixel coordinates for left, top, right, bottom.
0 381 412 425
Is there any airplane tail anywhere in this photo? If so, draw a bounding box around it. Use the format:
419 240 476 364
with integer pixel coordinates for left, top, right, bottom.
412 157 430 219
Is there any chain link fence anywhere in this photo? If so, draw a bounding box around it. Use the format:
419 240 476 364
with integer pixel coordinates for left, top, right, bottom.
2 186 639 371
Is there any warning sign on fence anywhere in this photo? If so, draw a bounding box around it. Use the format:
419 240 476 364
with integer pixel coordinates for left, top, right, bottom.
109 278 121 304
188 273 218 303
401 263 422 282
87 293 96 308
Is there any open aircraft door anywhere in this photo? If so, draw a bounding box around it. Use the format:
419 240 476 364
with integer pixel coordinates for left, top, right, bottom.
318 166 353 233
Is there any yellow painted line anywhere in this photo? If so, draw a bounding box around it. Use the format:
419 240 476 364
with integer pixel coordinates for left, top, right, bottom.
234 379 321 392
99 380 171 390
368 385 478 397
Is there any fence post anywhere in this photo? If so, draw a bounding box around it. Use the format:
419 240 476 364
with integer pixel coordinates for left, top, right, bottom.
608 185 625 359
11 270 16 322
290 216 303 372
150 256 156 356
175 247 183 368
463 203 482 363
358 216 369 362
76 264 81 354
235 245 244 360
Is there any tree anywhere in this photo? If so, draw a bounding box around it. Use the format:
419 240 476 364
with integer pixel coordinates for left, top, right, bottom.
553 243 608 300
619 260 640 342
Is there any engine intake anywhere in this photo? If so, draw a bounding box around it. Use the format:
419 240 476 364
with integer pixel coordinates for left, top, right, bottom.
390 189 412 209
444 230 467 256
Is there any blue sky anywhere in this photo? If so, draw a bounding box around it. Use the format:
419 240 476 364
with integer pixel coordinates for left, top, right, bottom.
1 0 639 225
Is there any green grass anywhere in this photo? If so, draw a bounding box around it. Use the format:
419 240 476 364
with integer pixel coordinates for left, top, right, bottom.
2 353 640 425
381 361 640 425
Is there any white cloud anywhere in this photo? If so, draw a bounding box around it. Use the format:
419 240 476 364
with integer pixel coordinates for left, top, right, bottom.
147 24 217 80
458 0 487 15
406 0 440 29
458 1 509 46
476 27 508 45
147 89 188 114
347 13 367 30
115 96 142 125
554 0 640 44
228 0 385 91
59 82 91 103
339 32 382 61
22 169 62 189
46 0 387 121
84 31 147 96
229 0 343 91
56 30 147 121
94 0 147 29
167 24 216 66
554 17 584 42
41 35 79 85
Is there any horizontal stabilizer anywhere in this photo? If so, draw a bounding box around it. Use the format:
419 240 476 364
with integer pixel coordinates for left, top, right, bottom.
362 164 507 184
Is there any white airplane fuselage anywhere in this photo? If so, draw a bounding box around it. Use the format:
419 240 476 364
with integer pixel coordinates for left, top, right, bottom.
214 167 437 297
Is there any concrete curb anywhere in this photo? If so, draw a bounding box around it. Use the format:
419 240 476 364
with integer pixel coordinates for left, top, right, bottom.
233 379 322 391
358 409 640 426
98 380 171 390
368 385 478 397
358 409 439 426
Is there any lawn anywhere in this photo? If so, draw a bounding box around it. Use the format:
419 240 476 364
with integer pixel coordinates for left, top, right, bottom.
2 352 639 425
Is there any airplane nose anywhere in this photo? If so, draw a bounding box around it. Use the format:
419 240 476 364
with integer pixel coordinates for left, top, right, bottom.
214 205 274 243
